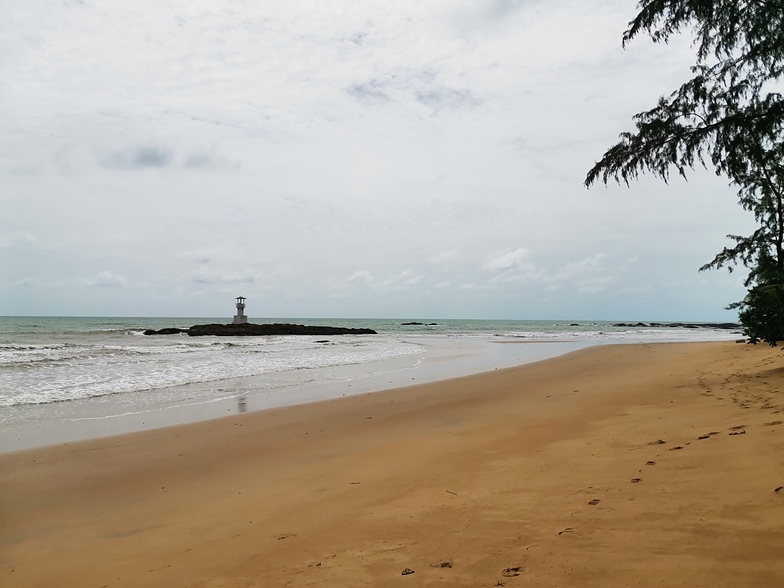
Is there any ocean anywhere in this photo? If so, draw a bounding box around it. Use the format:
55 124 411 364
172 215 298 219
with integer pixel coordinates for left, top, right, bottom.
0 316 742 450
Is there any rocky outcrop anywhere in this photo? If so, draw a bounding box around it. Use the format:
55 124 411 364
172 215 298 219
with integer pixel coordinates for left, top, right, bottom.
143 328 187 335
612 322 740 329
144 323 376 336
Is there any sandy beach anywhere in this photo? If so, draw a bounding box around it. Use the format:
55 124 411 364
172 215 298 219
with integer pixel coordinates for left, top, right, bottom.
2 341 783 587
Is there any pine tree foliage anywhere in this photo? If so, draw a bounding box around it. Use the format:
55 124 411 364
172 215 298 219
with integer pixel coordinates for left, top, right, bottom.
585 1 784 345
699 142 784 283
584 0 784 187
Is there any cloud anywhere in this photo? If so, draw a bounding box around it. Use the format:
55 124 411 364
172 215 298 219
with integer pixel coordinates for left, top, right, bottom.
87 271 127 287
182 251 211 264
0 231 38 248
183 149 241 171
347 270 374 284
453 0 529 31
483 248 541 282
102 147 173 170
100 146 239 171
621 286 652 294
415 88 478 109
191 268 257 284
381 269 423 288
577 276 613 294
347 81 389 104
348 68 477 112
430 250 462 265
551 254 608 282
483 248 533 272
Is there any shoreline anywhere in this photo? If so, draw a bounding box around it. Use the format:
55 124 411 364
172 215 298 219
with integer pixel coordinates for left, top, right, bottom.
2 340 783 586
1 337 593 452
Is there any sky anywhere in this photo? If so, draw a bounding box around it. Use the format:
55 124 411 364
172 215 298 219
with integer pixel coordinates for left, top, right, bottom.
0 0 758 320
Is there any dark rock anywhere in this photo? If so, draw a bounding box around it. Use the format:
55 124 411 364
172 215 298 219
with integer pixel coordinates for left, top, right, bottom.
144 328 187 335
187 323 377 336
402 322 425 325
613 321 740 330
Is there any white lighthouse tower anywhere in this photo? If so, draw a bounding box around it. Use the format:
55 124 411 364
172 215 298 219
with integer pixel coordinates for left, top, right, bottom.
232 296 248 324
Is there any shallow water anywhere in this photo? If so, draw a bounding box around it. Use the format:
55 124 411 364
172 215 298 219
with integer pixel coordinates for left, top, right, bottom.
0 317 741 451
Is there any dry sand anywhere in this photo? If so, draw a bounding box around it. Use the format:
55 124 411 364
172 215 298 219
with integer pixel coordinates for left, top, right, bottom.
2 341 783 587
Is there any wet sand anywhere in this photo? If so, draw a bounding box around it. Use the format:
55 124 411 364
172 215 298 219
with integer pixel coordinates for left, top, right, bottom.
2 341 783 587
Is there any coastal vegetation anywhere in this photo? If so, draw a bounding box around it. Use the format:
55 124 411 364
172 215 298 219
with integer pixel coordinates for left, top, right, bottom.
585 0 784 345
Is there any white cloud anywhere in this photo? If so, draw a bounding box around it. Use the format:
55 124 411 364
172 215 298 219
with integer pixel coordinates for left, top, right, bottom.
88 271 127 287
347 271 374 284
191 268 257 284
483 248 534 272
551 254 607 282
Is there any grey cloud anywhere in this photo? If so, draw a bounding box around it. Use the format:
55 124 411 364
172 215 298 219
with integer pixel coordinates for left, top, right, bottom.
346 31 367 45
348 68 477 110
102 147 173 170
484 0 528 19
347 81 389 103
415 88 478 109
100 146 239 171
184 150 241 171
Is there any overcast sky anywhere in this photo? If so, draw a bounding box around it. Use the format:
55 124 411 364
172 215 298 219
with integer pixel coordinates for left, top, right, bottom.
1 0 756 320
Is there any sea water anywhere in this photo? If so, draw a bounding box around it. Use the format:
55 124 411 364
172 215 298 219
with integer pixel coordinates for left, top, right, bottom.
0 317 741 450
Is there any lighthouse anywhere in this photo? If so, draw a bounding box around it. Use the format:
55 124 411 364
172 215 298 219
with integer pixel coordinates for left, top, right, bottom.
232 297 248 324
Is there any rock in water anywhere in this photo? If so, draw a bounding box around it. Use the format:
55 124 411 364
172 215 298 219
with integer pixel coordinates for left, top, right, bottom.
186 323 377 336
143 328 187 335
